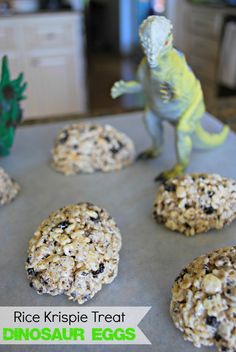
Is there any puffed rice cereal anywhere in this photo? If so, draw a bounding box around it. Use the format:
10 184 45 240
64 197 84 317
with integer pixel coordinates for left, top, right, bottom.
51 123 135 175
153 173 236 236
25 203 122 304
170 246 236 352
0 167 20 206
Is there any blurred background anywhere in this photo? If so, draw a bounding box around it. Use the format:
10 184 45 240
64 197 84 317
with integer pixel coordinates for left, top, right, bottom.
1 0 236 129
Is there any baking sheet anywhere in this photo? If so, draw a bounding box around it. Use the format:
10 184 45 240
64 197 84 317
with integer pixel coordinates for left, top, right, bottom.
0 111 236 352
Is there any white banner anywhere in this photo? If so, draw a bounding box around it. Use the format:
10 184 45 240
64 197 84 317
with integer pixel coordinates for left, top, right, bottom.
0 307 151 345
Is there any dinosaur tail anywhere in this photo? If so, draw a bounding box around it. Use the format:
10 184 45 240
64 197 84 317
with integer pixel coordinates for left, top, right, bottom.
193 122 230 149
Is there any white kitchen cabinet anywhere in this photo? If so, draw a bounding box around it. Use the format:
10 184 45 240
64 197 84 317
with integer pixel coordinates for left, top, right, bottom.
0 12 87 119
25 52 83 117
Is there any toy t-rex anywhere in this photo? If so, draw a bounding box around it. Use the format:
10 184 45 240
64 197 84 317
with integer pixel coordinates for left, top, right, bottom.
111 16 229 181
0 56 27 156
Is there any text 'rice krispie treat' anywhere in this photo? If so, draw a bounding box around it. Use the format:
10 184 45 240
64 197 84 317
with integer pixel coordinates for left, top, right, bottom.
170 246 236 352
25 203 122 304
153 173 236 236
51 123 135 175
0 167 20 206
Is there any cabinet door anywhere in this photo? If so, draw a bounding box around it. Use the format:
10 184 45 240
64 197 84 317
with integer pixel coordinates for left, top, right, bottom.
0 23 19 52
0 52 23 78
24 53 81 118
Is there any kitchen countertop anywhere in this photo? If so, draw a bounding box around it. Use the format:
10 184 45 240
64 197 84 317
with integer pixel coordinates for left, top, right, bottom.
0 9 83 18
0 111 236 352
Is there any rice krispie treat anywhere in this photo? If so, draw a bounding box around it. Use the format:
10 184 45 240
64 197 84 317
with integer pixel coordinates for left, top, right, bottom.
0 167 20 206
26 203 122 304
153 173 236 236
51 123 135 175
170 246 236 352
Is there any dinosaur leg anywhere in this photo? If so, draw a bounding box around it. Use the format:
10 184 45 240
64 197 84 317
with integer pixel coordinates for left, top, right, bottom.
155 131 192 182
155 91 201 181
137 109 164 160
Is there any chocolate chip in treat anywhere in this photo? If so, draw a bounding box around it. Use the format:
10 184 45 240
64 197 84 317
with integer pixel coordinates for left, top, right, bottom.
226 279 233 286
214 333 222 341
118 140 124 149
207 295 213 300
59 131 69 144
164 183 176 192
203 264 210 274
203 206 215 215
208 190 215 198
26 257 32 264
57 221 70 229
221 347 228 351
81 272 89 276
104 136 111 143
111 140 124 154
92 263 105 278
155 214 165 224
83 294 91 302
206 315 219 328
90 214 100 223
70 291 77 299
27 268 36 277
175 268 188 282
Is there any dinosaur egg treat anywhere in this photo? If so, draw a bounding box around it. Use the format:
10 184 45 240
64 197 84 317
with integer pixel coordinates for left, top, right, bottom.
170 246 236 352
111 16 229 181
26 203 122 304
153 173 236 236
51 123 135 175
0 167 20 206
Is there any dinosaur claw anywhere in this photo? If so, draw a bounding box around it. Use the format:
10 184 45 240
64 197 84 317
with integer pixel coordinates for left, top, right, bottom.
136 153 150 161
137 148 160 161
154 173 166 183
155 165 185 183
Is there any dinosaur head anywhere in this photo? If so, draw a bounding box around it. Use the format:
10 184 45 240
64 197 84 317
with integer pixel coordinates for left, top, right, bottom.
139 16 173 68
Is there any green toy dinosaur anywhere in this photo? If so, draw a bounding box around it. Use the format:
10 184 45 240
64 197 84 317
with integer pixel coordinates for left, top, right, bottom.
111 16 229 181
0 56 27 156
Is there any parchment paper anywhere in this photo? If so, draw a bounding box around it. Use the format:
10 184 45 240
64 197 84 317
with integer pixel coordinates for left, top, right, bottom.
0 112 236 352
